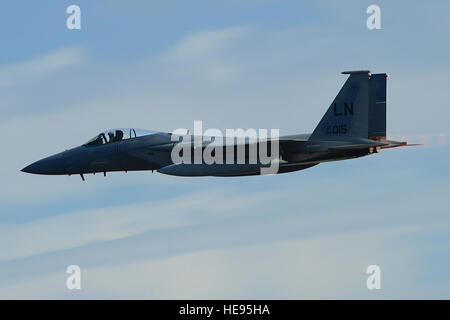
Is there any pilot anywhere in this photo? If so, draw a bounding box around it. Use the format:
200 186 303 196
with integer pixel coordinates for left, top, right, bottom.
115 130 124 141
108 132 115 143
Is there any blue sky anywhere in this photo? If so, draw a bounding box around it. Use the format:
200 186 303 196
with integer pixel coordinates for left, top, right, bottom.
0 0 449 298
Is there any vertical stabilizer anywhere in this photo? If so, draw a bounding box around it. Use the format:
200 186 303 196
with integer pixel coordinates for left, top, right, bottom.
309 70 388 141
368 73 387 140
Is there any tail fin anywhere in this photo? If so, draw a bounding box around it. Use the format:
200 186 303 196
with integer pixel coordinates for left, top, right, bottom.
368 73 387 140
309 70 388 141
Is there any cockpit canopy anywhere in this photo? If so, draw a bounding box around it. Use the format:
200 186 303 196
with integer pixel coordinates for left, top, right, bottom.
84 128 157 146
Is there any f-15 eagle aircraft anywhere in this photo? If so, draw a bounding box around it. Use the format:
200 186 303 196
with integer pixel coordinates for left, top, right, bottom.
22 70 412 179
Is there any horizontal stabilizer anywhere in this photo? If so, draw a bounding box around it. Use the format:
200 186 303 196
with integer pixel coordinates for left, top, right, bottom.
328 142 386 151
327 139 419 151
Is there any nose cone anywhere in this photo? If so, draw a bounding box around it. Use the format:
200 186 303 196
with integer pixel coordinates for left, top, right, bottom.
21 152 67 175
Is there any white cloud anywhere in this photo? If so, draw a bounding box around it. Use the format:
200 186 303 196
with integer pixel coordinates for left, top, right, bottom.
165 26 251 61
0 189 255 260
0 47 85 87
0 225 442 299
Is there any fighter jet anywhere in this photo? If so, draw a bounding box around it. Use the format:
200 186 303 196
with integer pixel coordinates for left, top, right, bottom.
21 70 413 179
